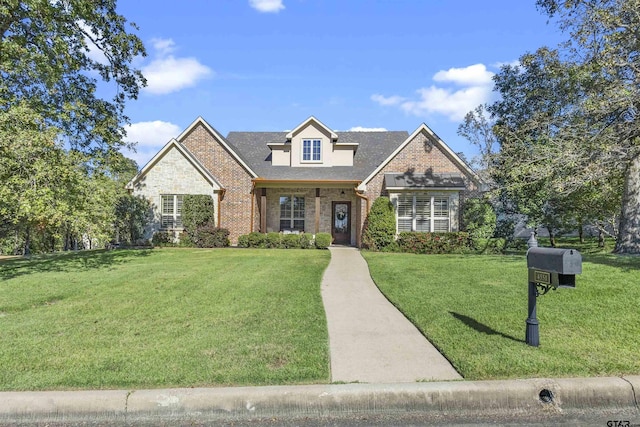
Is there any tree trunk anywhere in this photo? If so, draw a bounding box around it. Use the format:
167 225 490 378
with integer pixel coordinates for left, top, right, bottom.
615 153 640 254
578 222 584 244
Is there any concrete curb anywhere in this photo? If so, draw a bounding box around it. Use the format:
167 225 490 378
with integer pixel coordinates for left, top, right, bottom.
0 376 638 423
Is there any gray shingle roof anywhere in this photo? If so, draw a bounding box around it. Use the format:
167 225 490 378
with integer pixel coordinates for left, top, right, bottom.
225 131 409 181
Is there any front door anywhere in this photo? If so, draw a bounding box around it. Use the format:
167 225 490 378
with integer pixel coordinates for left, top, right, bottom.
332 201 351 245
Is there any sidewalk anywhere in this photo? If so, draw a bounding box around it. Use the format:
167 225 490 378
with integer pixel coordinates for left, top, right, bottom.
321 246 461 383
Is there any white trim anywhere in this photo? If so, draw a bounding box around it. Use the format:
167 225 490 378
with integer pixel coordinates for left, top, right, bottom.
177 116 258 178
286 116 338 140
357 123 481 191
301 138 323 163
126 138 222 190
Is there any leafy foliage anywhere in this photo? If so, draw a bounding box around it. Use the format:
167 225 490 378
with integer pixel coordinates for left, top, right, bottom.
114 194 152 245
191 226 230 248
181 195 216 246
362 197 396 250
1 0 146 161
396 232 472 254
314 233 332 249
462 198 497 239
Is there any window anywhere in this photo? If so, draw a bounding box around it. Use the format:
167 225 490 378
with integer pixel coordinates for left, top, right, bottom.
280 195 305 230
161 194 183 229
302 139 321 162
395 193 450 233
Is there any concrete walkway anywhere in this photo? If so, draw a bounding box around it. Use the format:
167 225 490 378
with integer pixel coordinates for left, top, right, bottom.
321 246 462 383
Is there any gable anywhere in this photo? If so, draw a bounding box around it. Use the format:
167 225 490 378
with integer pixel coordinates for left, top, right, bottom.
126 139 221 191
359 124 480 192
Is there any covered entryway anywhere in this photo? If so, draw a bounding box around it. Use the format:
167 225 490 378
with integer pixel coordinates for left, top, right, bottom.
332 201 351 245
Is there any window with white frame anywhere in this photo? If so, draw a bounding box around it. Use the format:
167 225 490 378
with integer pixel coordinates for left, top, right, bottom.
395 193 450 232
279 195 305 230
161 194 184 229
302 139 321 162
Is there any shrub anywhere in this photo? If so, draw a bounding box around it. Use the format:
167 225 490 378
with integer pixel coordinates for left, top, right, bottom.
247 232 266 248
473 238 506 254
314 233 332 249
362 196 396 250
151 231 172 247
182 195 215 245
237 234 249 248
265 232 282 248
178 231 193 247
462 197 497 239
192 226 230 248
299 233 312 249
282 233 300 248
396 232 472 254
182 195 215 228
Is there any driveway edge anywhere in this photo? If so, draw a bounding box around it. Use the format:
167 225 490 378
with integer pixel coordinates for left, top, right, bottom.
0 376 638 423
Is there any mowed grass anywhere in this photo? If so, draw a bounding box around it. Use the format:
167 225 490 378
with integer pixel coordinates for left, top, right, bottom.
0 248 331 391
362 251 640 380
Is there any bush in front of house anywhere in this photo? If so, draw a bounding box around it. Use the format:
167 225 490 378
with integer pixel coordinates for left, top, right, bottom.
314 232 332 249
362 196 396 250
299 233 312 249
265 232 282 248
182 195 216 245
281 233 301 248
247 232 266 248
237 234 249 248
462 197 497 240
192 225 230 248
396 232 472 254
472 237 507 254
151 230 173 247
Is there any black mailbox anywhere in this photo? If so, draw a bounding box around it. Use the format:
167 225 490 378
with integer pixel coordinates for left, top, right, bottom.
527 247 582 288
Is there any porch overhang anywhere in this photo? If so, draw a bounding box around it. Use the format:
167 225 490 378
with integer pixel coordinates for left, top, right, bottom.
252 178 362 189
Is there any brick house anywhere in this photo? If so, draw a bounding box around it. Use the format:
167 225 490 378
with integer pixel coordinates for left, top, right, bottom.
127 116 481 246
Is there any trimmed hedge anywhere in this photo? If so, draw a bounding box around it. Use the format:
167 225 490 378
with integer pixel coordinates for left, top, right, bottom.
396 232 472 254
362 196 396 250
237 232 329 249
192 226 230 248
314 233 332 249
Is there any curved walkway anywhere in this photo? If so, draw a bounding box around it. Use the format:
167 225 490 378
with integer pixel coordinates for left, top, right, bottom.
321 246 462 383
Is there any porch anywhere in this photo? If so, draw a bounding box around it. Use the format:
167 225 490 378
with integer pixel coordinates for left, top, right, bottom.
252 182 365 247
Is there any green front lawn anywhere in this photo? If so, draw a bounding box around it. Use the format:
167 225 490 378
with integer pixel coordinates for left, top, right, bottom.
0 248 331 391
362 251 640 380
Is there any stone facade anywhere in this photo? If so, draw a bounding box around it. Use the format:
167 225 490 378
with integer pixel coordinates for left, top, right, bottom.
133 145 216 239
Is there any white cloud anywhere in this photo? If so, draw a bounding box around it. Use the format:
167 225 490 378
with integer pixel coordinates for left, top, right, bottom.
433 63 494 86
372 63 496 122
141 38 212 95
400 85 493 122
249 0 285 13
371 94 405 106
122 120 181 167
348 126 388 132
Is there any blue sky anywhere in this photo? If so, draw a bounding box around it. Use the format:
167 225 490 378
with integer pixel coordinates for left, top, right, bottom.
112 0 564 168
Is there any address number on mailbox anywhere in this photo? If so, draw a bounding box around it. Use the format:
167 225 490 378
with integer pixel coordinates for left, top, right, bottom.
532 270 551 285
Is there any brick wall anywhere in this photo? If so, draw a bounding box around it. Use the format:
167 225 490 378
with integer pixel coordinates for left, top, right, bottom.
358 129 479 238
181 123 254 244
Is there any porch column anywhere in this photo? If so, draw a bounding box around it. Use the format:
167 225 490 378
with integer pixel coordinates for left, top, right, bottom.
315 188 320 234
260 188 267 233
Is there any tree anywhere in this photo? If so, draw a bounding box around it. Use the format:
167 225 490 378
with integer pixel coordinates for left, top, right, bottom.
532 0 640 253
461 1 640 252
1 0 146 163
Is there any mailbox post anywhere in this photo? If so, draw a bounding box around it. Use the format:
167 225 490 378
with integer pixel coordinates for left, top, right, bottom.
526 244 582 347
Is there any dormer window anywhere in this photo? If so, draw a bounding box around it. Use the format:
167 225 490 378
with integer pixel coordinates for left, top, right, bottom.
302 139 321 162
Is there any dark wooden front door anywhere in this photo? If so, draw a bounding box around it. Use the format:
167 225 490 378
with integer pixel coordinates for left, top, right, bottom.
332 201 351 245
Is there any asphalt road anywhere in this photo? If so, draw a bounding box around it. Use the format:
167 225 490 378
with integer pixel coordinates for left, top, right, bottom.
2 408 639 427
